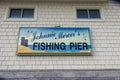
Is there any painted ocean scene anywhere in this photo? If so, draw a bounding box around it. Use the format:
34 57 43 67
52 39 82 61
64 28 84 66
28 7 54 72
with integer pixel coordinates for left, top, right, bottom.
28 45 91 52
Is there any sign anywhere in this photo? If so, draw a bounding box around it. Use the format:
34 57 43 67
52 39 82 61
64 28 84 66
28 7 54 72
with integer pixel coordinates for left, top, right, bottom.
17 27 92 55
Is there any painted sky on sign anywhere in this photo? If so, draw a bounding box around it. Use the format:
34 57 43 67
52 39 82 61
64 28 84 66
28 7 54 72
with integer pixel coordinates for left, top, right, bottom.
18 27 91 45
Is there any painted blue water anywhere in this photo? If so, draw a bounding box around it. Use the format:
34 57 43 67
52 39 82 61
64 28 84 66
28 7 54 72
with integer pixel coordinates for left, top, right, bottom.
28 45 91 52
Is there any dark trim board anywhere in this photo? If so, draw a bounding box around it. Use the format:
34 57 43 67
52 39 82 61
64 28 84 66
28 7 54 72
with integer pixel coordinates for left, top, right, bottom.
0 70 120 80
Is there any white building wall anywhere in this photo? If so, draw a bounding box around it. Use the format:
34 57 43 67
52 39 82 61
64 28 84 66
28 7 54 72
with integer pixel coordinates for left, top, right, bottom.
0 0 120 70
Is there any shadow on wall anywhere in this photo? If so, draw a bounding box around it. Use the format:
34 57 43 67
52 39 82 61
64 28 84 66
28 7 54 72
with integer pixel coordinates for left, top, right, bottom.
114 0 120 3
0 78 5 80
